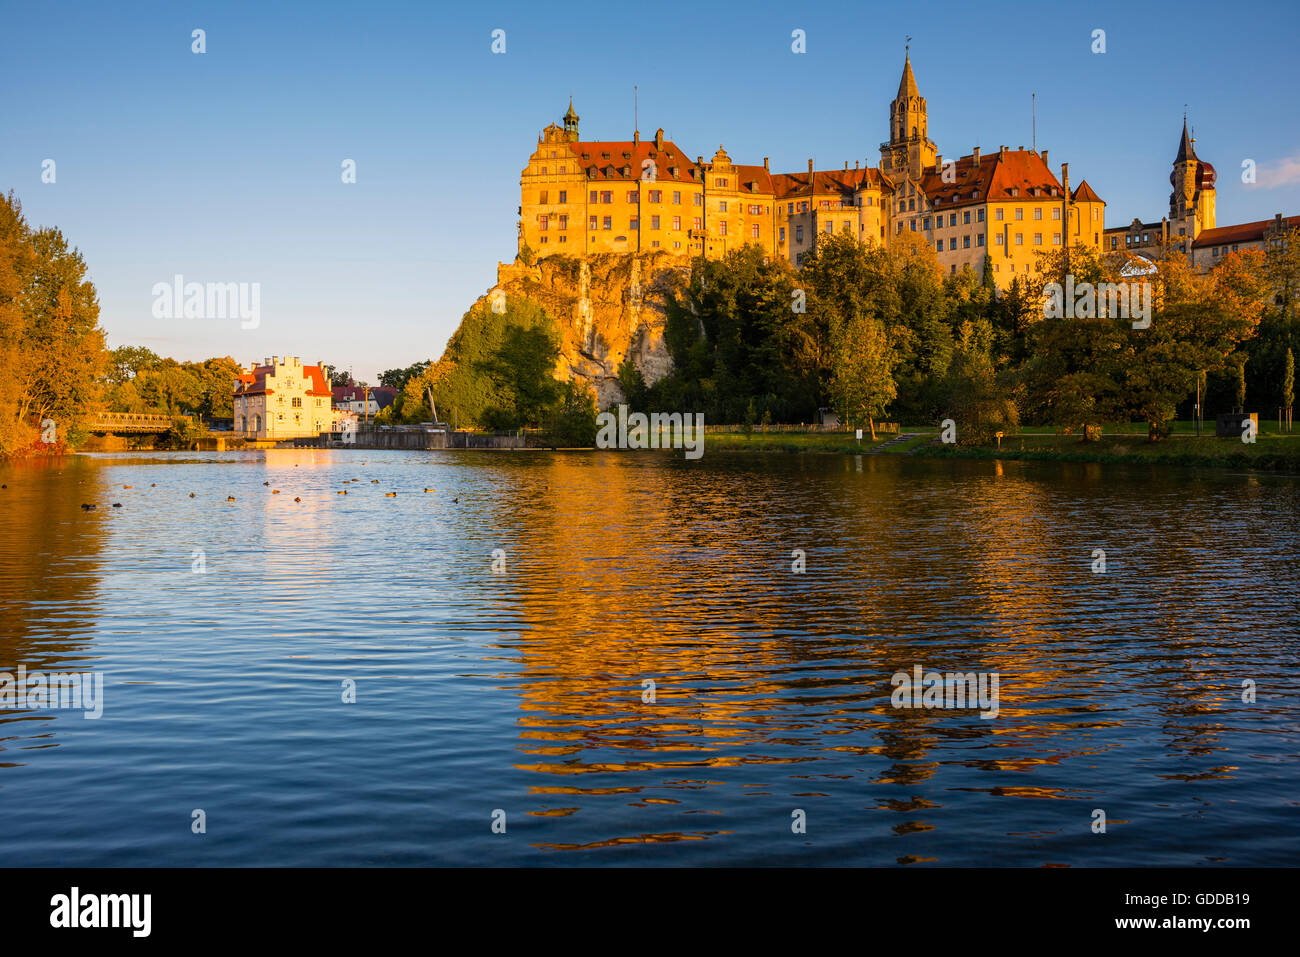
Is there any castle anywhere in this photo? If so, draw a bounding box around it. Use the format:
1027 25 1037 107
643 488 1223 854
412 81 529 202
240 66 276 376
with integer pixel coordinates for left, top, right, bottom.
1104 120 1300 269
518 51 1107 288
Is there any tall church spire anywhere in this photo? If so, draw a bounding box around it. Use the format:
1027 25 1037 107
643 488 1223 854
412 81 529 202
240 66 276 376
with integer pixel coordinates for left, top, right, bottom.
882 45 936 181
1176 116 1194 162
898 47 919 99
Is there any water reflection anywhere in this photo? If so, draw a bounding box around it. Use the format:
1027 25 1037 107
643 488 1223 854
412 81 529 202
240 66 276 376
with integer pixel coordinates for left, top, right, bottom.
0 450 1296 865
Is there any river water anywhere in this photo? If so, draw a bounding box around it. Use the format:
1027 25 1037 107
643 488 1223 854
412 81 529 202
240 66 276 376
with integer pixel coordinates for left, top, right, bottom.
0 449 1296 866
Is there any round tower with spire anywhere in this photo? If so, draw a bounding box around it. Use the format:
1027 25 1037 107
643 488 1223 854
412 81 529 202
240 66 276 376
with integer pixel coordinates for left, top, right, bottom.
1169 115 1216 243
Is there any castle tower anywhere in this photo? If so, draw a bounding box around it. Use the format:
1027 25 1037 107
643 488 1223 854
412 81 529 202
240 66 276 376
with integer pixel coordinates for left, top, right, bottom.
1169 117 1216 243
562 96 580 141
881 47 937 182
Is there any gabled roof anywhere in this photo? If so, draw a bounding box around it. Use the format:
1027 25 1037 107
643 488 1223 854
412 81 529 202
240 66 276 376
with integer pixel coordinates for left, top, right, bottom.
1071 179 1103 203
1192 214 1300 248
772 166 892 200
731 163 774 194
234 363 330 398
569 139 700 182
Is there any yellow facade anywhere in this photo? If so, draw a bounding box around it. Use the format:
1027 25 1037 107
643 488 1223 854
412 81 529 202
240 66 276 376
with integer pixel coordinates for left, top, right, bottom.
519 59 1105 289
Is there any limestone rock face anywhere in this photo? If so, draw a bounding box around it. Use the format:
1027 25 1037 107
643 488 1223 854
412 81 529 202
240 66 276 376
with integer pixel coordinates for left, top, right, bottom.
490 252 687 407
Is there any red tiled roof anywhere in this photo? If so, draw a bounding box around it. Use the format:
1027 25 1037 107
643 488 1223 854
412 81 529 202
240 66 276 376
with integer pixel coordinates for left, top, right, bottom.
234 363 330 398
731 163 774 194
914 149 1065 207
569 139 701 182
1193 215 1300 248
1071 179 1103 204
772 167 891 200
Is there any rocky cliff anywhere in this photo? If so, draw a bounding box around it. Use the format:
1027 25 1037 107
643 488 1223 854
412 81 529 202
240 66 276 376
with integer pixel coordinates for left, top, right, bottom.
487 252 688 407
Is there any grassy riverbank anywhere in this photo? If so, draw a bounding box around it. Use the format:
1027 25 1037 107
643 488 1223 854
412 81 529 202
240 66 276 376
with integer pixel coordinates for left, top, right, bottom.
703 424 1300 472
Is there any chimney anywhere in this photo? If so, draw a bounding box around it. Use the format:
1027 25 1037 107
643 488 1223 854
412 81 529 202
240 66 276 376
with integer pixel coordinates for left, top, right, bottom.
1000 145 1007 157
1061 162 1070 193
855 159 859 169
633 130 639 145
808 158 814 175
654 128 664 150
844 161 848 171
1041 149 1048 166
763 157 769 171
973 146 981 167
936 154 943 170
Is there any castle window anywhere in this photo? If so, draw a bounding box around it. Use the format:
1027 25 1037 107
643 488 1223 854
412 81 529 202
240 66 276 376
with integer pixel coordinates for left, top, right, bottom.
694 217 702 229
694 194 703 206
950 213 957 227
908 199 915 211
652 215 660 230
1033 208 1042 220
1034 233 1042 245
540 167 547 175
559 215 567 229
1015 208 1023 220
899 200 906 212
936 240 943 251
910 219 916 231
559 190 567 203
673 191 681 204
963 211 971 224
995 208 1003 221
977 235 984 246
559 235 567 243
292 397 302 408
601 191 612 203
963 236 970 248
650 190 662 202
715 178 726 187
995 234 1004 245
630 218 638 230
824 222 833 235
673 241 681 249
800 202 808 212
603 217 612 230
719 222 727 236
540 215 548 231
1093 208 1100 220
754 224 762 239
779 227 786 241
627 190 638 203
672 216 681 230
652 240 660 248
1015 233 1023 245
719 201 728 212
589 190 597 203
560 166 566 174
1052 207 1060 220
796 225 804 242
589 215 597 229
1053 233 1061 245
978 209 985 222
540 191 548 204
923 217 930 229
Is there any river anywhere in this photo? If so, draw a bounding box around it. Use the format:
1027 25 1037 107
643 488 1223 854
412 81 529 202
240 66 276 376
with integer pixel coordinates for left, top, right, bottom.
1 449 1296 866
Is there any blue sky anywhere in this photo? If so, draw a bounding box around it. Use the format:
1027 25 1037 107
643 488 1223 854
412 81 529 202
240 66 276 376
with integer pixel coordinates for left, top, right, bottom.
4 0 1298 380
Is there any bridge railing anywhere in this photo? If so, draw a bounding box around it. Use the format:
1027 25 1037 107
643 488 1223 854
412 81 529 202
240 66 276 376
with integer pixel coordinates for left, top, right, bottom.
87 412 189 433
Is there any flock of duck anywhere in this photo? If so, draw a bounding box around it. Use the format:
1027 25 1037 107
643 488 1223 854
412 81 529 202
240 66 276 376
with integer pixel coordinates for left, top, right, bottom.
70 468 462 510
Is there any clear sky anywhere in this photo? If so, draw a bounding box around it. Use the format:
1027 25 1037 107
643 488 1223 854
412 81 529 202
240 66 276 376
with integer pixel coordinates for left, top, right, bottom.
5 0 1299 381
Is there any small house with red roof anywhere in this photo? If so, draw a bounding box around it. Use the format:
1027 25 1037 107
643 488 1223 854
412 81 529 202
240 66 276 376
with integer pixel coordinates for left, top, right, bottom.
233 356 333 440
